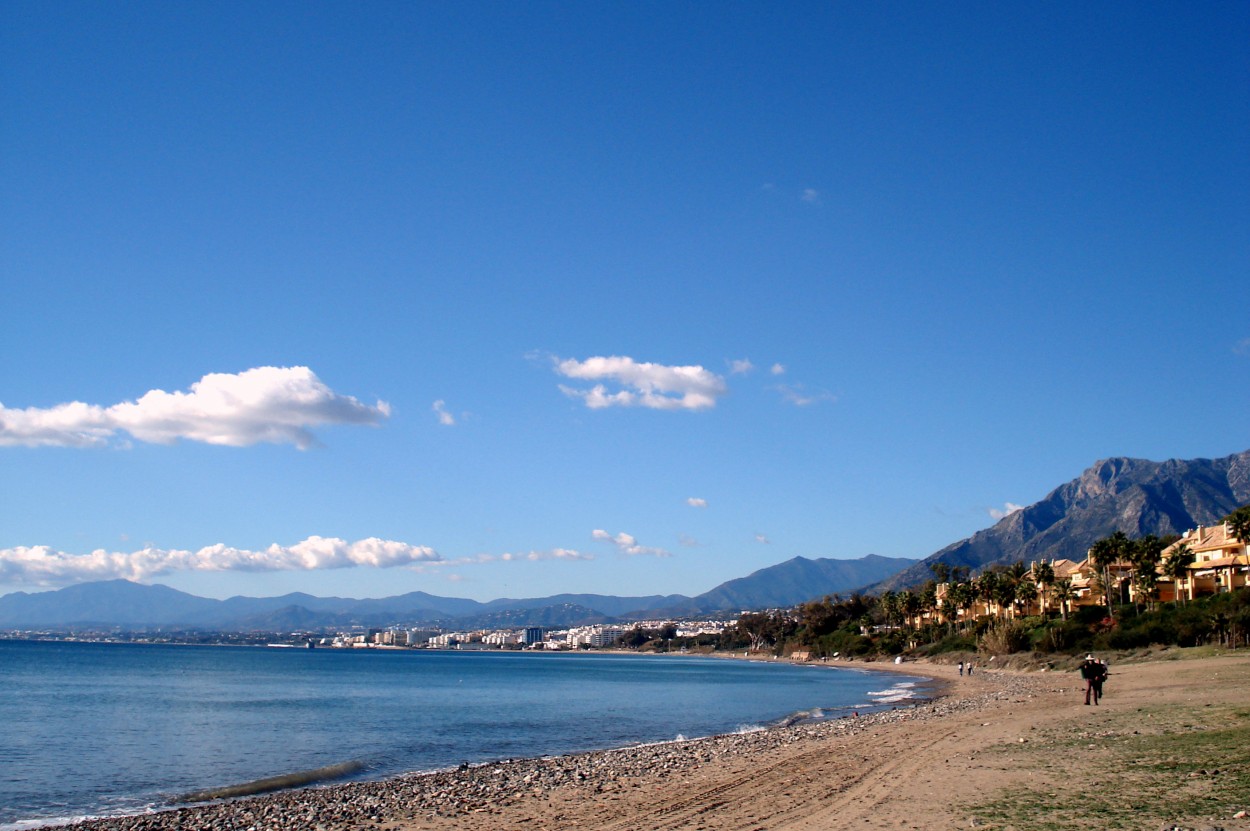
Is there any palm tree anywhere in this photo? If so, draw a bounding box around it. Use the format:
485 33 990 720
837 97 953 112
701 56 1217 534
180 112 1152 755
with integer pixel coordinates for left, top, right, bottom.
929 562 951 585
1089 531 1130 614
994 578 1018 620
1226 504 1250 545
977 571 1001 619
1015 581 1038 617
880 590 899 628
1129 535 1165 612
1033 560 1055 615
1052 578 1075 621
900 590 922 630
1162 542 1195 605
920 584 938 627
1088 538 1114 610
1226 506 1250 592
948 581 974 631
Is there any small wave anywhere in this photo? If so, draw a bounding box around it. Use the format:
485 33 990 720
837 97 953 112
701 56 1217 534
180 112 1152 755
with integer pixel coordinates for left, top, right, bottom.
173 760 367 804
1 804 160 831
865 681 919 705
733 724 766 735
3 817 92 831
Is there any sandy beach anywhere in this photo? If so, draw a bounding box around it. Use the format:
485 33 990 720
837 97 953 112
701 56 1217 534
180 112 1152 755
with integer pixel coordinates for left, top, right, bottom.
50 650 1250 831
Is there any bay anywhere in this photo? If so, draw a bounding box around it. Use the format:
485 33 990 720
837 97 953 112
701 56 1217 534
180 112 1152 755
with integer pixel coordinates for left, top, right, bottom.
0 640 923 828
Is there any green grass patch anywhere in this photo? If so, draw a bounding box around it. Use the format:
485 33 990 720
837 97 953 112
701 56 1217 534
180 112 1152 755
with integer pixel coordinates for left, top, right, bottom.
962 705 1250 831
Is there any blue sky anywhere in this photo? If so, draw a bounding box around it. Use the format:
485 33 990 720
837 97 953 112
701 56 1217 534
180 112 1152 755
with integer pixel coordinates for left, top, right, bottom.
2 2 1248 602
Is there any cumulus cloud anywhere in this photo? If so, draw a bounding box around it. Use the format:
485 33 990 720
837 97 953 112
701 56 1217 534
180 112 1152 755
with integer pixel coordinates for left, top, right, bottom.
432 400 455 426
0 536 440 587
0 367 389 450
989 502 1025 521
555 356 726 411
770 363 786 375
686 497 708 508
591 529 671 558
729 359 754 375
775 383 836 406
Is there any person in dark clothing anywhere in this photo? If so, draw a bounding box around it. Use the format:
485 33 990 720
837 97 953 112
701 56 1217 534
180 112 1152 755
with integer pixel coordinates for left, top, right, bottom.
1093 659 1108 701
1079 654 1107 705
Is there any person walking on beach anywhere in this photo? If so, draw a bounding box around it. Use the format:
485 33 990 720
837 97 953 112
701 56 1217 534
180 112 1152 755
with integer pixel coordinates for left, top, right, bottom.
1079 654 1107 705
1094 659 1108 702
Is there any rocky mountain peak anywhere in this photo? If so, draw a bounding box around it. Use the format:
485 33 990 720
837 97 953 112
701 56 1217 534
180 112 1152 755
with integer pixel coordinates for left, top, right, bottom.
873 447 1250 592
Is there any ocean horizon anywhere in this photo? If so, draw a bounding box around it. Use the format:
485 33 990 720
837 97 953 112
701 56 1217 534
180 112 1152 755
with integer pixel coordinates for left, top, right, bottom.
1 640 928 829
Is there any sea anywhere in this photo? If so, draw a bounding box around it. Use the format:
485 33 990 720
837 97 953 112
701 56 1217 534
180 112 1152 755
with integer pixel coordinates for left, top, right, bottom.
0 640 928 829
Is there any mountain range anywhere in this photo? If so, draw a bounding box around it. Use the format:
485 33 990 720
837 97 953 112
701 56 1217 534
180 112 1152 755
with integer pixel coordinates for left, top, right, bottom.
4 447 1248 631
874 448 1250 591
0 553 917 631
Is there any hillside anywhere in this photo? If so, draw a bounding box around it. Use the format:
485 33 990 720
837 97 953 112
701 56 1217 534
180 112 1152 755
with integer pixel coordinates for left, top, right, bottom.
876 448 1250 591
688 554 919 612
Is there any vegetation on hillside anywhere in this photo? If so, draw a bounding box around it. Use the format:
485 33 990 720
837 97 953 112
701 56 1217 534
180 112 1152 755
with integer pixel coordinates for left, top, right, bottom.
621 506 1250 659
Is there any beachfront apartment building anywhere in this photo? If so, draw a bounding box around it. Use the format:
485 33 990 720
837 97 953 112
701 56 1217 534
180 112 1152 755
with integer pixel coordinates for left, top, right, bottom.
929 520 1248 624
1159 523 1250 601
564 624 626 648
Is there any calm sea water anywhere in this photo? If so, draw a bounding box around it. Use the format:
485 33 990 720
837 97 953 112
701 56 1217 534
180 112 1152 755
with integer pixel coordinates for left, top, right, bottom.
0 640 925 828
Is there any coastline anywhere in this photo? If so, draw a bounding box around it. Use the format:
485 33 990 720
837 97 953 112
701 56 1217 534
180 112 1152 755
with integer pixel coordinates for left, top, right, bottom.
36 659 983 831
36 651 1250 831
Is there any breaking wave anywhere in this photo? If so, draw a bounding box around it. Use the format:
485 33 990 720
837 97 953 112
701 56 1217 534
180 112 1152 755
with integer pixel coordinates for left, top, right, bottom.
865 680 919 705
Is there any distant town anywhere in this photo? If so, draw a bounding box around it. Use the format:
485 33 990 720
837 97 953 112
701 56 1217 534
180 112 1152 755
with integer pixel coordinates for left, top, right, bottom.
0 617 740 651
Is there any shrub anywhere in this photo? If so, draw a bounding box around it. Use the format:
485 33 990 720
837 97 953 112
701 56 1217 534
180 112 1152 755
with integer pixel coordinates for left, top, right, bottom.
917 632 977 656
979 621 1029 655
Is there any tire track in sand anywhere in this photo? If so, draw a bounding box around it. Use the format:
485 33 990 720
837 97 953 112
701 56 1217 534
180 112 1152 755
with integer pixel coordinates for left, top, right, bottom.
587 724 962 831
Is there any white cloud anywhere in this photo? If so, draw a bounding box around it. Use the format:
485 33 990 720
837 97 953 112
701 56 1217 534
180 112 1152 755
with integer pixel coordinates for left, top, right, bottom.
0 367 389 450
801 188 820 204
492 548 594 563
754 533 770 544
729 359 754 375
989 502 1025 521
591 529 671 557
678 533 702 548
770 363 786 375
686 497 708 508
1234 337 1250 356
432 399 455 426
0 536 440 587
775 383 836 406
555 356 726 411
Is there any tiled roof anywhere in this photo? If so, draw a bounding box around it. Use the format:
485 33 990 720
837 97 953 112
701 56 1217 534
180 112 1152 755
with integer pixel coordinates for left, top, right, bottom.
1163 523 1248 557
1049 558 1084 577
1191 556 1248 569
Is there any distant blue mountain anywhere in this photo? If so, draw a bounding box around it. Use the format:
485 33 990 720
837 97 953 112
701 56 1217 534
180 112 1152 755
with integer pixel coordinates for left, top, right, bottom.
687 554 919 612
0 553 916 631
